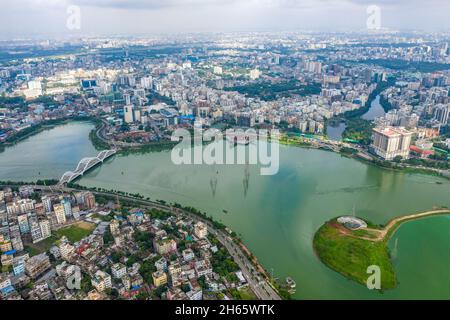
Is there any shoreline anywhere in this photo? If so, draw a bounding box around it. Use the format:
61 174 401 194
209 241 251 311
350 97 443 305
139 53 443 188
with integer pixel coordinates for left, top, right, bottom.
313 209 450 290
279 136 450 180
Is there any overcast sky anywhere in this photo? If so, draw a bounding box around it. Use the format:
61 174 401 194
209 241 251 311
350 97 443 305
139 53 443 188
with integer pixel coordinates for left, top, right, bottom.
1 0 449 39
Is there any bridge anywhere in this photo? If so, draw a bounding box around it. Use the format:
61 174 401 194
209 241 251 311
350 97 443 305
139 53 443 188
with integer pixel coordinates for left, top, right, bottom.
58 149 116 185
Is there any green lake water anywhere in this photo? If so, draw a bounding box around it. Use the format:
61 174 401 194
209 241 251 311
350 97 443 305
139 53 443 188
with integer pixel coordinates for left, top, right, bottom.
0 122 448 299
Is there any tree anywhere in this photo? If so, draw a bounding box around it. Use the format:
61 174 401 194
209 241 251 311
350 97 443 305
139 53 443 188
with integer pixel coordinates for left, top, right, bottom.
181 283 191 293
393 155 403 163
81 274 93 293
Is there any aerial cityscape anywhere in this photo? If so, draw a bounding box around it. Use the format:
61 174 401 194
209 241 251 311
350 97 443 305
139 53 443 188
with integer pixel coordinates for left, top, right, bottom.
0 0 449 306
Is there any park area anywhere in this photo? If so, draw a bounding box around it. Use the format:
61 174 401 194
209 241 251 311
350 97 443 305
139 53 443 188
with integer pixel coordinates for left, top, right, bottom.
25 221 96 256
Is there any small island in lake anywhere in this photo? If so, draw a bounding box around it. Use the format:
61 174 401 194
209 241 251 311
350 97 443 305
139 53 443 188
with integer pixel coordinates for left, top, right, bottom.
313 209 450 290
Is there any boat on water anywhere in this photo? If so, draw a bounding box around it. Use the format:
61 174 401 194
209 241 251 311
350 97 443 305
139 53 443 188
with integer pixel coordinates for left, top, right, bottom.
285 277 297 294
286 277 296 289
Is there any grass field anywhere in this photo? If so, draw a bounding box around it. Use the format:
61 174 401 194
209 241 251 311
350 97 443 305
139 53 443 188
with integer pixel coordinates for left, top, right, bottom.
55 221 96 243
229 287 258 300
313 219 397 290
24 222 96 256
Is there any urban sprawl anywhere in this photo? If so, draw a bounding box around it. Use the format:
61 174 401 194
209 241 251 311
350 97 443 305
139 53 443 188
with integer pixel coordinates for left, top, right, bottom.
0 31 450 300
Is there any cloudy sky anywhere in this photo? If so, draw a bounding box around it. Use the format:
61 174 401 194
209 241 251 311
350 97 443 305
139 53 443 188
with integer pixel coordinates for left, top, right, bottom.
0 0 449 38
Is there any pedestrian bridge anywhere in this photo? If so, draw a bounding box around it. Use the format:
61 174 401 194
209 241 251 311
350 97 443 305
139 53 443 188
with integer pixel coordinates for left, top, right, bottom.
59 149 116 185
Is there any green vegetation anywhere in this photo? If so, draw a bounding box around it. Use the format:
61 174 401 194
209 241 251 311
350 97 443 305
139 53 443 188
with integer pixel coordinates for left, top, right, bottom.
342 118 374 145
224 81 321 101
405 157 449 170
55 222 95 243
313 219 397 290
89 119 110 150
336 78 395 145
24 235 58 256
229 287 257 300
211 246 240 282
361 59 450 73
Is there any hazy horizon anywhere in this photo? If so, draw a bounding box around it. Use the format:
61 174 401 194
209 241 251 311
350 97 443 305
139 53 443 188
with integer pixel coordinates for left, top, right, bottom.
0 0 449 40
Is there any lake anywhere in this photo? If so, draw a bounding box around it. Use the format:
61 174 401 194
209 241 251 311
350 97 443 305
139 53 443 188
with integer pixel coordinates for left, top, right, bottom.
0 121 449 299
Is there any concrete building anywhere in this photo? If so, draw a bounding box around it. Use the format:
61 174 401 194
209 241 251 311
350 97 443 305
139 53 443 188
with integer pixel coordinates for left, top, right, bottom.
25 253 51 279
53 204 67 225
154 238 177 255
152 270 168 287
194 221 208 239
371 126 413 160
91 270 112 292
124 105 135 123
111 263 127 279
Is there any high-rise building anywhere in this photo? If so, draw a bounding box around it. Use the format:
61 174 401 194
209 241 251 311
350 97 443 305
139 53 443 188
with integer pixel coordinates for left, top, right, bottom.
61 199 72 218
371 126 413 160
140 76 153 89
124 105 134 123
433 104 449 124
53 203 67 225
17 214 30 234
39 220 51 240
30 221 43 243
84 192 96 209
91 270 112 292
41 196 52 213
110 219 120 236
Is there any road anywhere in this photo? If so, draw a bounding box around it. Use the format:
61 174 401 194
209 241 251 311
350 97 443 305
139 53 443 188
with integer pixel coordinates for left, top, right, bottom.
363 209 450 241
20 184 282 300
95 118 141 148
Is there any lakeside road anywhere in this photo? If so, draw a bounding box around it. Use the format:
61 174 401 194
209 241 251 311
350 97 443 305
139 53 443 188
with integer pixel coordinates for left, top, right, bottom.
362 209 450 242
20 184 282 300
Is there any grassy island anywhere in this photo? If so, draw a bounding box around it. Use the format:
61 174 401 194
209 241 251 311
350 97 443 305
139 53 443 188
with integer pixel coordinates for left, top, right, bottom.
313 209 450 290
313 219 397 290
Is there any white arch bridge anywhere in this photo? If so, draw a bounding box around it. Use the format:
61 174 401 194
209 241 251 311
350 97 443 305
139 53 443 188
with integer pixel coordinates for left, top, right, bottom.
58 149 117 185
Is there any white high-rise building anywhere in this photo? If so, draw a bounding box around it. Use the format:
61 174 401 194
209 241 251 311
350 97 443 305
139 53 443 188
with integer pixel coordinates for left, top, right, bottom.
39 220 51 240
433 104 449 124
140 76 153 89
371 126 413 160
41 196 52 213
124 105 134 123
61 199 72 218
53 204 67 225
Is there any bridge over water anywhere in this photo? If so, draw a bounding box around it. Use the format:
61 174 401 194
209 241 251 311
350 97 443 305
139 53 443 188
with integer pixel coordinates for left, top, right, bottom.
58 149 116 185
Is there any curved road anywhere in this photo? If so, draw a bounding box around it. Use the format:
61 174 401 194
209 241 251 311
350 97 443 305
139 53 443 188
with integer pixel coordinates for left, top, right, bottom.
21 184 282 300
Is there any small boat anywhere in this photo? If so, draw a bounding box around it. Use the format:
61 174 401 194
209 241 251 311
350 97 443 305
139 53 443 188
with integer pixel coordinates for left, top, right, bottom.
286 277 296 289
223 209 228 214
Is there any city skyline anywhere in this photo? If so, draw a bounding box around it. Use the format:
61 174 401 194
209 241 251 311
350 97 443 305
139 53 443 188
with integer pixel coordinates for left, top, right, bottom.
1 0 450 39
